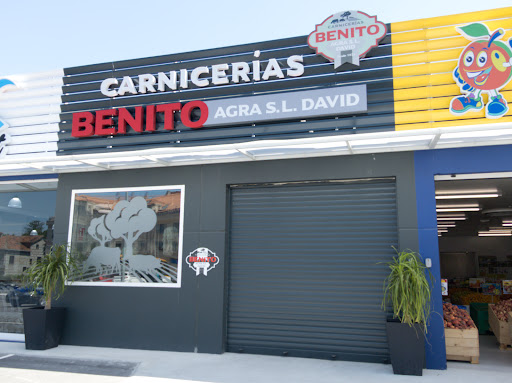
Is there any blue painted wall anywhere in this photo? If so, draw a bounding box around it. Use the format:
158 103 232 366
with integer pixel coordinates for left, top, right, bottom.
415 144 512 370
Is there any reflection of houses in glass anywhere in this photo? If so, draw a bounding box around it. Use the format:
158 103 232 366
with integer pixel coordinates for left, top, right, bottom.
44 217 55 255
73 191 181 263
72 195 120 256
145 191 181 260
0 235 45 278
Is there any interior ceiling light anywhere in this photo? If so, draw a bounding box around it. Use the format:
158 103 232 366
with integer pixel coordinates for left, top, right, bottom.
478 228 512 233
435 193 500 199
436 202 479 208
436 202 480 212
435 188 500 199
8 197 22 208
436 207 480 212
437 213 467 220
478 231 512 236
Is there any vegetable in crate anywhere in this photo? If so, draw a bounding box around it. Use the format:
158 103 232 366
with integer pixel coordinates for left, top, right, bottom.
443 303 476 329
491 299 512 322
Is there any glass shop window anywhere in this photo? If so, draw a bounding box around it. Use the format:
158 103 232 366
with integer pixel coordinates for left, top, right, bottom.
0 190 56 283
67 186 184 287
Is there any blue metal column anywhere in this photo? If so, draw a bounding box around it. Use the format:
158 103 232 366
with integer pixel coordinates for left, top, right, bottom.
414 152 446 370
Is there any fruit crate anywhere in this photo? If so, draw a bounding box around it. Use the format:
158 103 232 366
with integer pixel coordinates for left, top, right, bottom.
488 304 511 350
445 327 479 364
470 303 489 335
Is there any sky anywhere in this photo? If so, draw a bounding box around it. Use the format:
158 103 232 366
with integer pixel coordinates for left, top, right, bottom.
0 0 511 76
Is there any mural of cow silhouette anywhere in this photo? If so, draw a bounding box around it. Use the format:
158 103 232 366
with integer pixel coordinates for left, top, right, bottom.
125 254 162 274
83 246 121 274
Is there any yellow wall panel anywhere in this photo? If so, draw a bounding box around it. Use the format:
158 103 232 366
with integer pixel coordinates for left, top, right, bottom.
394 87 430 101
393 73 454 90
395 91 512 125
394 84 460 101
391 18 512 44
392 30 512 57
392 36 466 56
392 30 512 56
396 109 485 125
391 8 512 33
393 62 455 77
393 48 461 67
394 71 512 92
395 96 455 113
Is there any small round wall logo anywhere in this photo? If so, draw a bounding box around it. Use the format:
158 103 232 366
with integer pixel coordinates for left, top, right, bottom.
0 79 16 159
450 23 512 119
186 247 219 276
307 10 387 70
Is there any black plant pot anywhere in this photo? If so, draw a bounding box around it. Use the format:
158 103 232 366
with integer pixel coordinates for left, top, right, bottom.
23 307 66 350
386 320 425 376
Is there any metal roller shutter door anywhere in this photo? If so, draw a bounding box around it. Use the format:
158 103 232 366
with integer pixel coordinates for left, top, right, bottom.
227 179 398 363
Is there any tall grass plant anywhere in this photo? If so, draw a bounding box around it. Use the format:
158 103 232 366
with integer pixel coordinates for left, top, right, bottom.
381 249 434 334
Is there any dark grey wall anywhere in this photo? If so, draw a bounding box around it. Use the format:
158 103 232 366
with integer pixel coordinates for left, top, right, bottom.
55 151 419 353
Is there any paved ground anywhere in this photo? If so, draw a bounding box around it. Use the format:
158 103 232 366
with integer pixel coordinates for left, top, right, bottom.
0 291 32 333
0 334 511 383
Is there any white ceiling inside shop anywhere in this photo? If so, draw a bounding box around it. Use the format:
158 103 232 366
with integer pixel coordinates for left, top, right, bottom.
0 179 58 193
436 176 512 236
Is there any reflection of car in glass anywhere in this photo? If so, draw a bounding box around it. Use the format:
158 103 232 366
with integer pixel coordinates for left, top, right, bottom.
113 273 146 283
6 287 44 307
0 282 16 292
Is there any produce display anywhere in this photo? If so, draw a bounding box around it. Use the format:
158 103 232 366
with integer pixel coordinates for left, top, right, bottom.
450 289 495 305
490 299 512 322
443 303 476 329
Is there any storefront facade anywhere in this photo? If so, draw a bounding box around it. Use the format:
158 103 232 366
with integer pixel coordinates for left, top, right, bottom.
1 7 511 371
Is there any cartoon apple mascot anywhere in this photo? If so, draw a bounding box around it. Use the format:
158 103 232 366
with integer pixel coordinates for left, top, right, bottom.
450 23 512 119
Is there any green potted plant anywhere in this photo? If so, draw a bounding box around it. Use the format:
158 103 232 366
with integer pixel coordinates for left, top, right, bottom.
23 244 80 350
381 249 433 376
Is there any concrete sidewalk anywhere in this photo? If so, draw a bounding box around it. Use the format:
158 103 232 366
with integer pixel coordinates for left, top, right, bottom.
0 335 511 383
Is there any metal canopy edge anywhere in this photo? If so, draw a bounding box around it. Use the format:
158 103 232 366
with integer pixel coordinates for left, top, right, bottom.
1 121 512 176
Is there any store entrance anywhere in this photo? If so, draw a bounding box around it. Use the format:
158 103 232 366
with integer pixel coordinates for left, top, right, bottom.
436 174 512 367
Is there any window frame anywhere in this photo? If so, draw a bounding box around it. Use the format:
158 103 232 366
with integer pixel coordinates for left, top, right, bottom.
67 185 185 288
